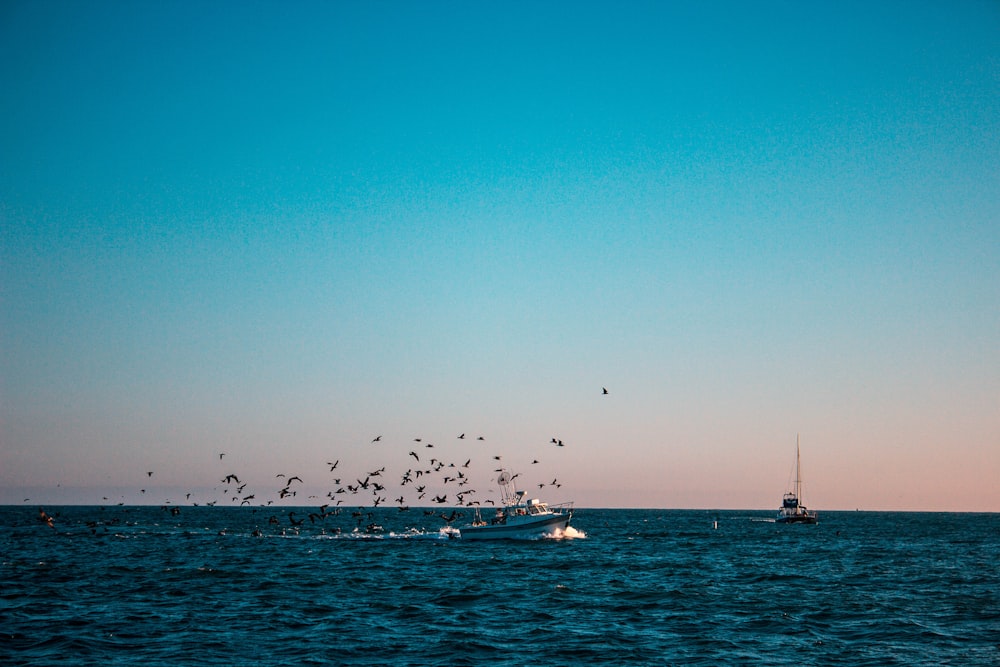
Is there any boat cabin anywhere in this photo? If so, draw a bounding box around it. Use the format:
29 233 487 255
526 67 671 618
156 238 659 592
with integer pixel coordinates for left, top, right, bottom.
526 499 549 512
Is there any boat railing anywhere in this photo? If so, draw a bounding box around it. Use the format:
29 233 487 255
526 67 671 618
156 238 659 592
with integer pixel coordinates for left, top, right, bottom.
549 501 573 513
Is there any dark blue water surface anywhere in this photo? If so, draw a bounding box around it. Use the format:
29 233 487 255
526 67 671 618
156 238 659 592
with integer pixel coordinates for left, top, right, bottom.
2 506 998 665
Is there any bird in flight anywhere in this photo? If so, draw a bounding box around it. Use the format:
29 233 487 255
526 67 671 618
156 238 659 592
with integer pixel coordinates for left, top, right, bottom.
602 387 609 395
372 435 382 442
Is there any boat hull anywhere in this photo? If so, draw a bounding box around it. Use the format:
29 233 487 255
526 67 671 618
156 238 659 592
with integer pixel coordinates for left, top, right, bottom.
459 512 571 540
776 512 818 525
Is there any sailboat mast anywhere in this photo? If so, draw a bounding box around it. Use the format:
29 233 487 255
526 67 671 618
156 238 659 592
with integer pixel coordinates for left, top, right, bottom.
795 434 802 503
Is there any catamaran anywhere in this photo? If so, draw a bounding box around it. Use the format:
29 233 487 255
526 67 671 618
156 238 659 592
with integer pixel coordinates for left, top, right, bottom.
776 436 818 524
459 470 573 540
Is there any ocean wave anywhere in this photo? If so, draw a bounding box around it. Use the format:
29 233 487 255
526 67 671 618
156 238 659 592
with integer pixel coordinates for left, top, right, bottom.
2 507 998 666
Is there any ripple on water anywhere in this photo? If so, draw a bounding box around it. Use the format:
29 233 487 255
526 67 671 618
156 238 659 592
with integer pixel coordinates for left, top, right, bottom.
2 508 999 666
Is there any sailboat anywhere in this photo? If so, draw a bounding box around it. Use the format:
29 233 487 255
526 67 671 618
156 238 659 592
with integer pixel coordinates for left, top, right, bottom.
776 436 818 524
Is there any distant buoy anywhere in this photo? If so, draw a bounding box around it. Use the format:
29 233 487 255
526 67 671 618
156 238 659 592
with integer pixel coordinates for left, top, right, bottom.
713 520 718 530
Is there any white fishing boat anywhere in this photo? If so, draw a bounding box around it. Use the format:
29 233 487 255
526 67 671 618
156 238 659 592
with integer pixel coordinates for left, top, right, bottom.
776 436 818 524
460 470 573 540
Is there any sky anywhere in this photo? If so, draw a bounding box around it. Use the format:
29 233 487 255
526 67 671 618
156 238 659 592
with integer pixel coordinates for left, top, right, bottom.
1 1 998 511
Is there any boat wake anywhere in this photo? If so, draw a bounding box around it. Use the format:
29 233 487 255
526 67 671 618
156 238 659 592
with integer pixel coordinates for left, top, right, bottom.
314 524 583 541
298 526 460 541
547 525 587 540
380 527 459 541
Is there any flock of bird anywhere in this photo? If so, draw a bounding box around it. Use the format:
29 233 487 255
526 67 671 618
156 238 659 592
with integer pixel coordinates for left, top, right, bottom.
34 435 565 535
29 388 609 533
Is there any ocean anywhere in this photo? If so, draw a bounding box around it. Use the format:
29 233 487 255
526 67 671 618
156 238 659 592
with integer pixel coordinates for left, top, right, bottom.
2 506 997 666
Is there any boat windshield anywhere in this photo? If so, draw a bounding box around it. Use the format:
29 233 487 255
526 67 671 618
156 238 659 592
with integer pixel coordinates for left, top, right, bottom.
526 500 549 514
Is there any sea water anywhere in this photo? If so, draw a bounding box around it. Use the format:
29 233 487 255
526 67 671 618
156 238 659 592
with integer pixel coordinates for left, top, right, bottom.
2 506 997 665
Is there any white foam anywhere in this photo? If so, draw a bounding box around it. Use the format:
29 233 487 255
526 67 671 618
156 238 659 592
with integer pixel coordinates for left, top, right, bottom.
547 525 586 540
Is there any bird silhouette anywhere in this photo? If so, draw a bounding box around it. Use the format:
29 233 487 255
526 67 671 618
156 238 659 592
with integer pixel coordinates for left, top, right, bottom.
603 387 609 394
37 508 55 528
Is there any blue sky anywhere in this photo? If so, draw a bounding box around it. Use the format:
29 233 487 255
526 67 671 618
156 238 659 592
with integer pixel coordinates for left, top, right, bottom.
2 1 998 510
